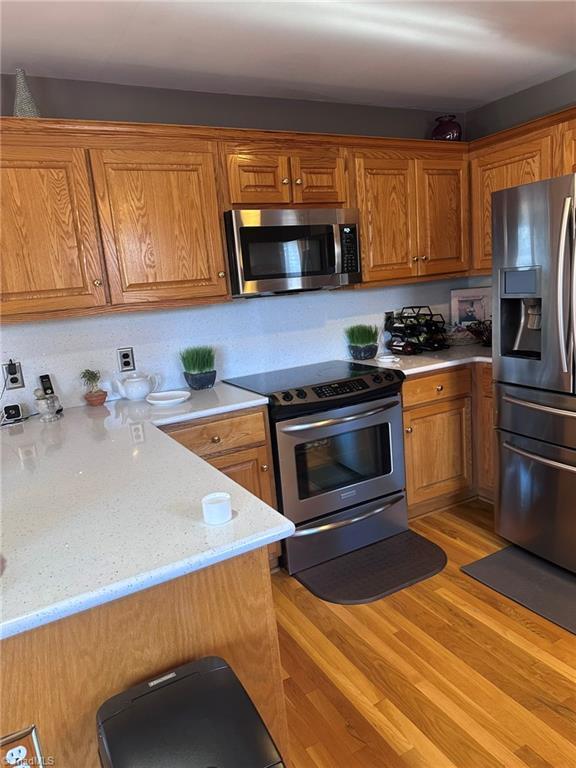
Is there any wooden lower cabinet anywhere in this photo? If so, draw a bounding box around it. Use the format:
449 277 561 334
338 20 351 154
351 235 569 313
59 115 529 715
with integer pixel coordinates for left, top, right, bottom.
475 363 497 500
404 397 473 510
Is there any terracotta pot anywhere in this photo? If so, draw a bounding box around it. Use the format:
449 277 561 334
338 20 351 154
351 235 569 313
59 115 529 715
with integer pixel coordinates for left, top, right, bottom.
183 370 217 390
348 344 378 360
84 389 108 407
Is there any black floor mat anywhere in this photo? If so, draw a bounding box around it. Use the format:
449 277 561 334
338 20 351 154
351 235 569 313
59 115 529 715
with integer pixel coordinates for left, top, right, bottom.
462 546 576 634
294 530 447 605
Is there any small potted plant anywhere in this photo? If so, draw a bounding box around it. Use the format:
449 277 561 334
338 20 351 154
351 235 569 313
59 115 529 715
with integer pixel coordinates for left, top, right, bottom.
80 368 108 406
345 324 379 360
180 346 217 390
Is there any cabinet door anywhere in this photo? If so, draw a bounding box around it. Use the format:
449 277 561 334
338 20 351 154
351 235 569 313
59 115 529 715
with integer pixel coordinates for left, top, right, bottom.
470 134 552 271
226 152 292 204
559 119 576 174
475 364 496 499
90 148 228 305
355 156 418 282
404 397 472 506
415 158 469 276
290 154 347 204
1 146 107 317
209 446 276 507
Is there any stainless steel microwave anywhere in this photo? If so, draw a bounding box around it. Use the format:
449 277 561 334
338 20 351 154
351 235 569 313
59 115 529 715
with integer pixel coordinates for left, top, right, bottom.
224 208 361 297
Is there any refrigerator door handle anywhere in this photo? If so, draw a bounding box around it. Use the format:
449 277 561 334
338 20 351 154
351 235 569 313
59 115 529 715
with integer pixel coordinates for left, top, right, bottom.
557 196 572 374
503 441 576 474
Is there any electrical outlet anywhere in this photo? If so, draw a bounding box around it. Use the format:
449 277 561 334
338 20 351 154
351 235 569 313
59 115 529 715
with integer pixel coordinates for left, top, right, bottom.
2 361 24 390
117 347 135 372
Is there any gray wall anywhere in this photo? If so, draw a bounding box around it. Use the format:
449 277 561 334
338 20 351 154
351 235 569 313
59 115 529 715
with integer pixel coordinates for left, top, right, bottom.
0 73 463 139
467 69 576 139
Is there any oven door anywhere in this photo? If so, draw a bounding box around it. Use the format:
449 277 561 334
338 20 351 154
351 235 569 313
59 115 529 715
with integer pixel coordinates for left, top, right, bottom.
275 396 405 525
226 209 357 295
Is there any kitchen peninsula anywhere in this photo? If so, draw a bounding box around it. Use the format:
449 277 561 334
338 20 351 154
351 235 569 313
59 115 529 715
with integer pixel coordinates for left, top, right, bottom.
0 396 294 765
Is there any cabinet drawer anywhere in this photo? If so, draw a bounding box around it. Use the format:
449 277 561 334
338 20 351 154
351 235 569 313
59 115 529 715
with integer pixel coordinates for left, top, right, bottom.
403 367 472 408
163 409 267 457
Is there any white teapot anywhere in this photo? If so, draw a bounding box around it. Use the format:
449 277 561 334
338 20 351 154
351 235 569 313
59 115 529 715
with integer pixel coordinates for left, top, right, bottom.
114 372 160 401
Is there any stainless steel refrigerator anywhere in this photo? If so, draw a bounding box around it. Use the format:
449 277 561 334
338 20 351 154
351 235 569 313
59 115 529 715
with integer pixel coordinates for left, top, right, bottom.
493 173 576 574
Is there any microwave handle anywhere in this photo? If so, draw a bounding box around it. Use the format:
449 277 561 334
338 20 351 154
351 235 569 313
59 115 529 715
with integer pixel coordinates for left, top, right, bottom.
333 224 343 275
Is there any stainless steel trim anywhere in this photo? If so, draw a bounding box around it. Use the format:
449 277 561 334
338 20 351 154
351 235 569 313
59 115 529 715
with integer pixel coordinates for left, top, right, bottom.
572 198 576 383
292 494 405 537
502 441 576 474
333 223 343 275
229 208 359 227
279 401 398 433
502 393 576 419
557 196 572 373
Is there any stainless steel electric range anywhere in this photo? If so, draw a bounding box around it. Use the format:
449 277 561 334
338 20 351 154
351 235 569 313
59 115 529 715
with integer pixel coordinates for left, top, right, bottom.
225 361 408 574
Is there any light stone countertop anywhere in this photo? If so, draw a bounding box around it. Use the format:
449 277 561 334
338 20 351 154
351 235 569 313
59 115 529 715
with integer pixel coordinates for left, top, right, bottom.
360 344 492 376
0 397 293 640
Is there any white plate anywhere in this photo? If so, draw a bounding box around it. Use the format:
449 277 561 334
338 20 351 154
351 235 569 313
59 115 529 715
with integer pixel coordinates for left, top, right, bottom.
146 390 191 407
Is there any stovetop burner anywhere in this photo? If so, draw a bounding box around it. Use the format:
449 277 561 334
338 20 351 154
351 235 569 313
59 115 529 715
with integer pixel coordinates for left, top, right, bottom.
224 360 405 413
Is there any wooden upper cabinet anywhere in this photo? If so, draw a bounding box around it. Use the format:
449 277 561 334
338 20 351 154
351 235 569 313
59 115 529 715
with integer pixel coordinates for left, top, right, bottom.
90 147 228 305
0 146 107 317
470 133 553 271
227 152 292 205
558 119 576 174
225 147 347 205
290 154 347 204
355 156 417 282
415 158 469 276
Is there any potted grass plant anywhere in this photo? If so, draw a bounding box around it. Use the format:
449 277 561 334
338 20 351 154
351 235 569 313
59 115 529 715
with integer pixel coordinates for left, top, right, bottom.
80 368 108 406
180 346 217 390
345 324 379 360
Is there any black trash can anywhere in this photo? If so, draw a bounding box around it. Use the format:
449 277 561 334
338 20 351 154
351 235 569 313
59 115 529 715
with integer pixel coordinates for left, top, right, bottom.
97 656 285 767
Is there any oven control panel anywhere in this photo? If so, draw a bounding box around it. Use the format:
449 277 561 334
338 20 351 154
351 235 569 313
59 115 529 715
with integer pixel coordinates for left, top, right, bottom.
271 369 405 408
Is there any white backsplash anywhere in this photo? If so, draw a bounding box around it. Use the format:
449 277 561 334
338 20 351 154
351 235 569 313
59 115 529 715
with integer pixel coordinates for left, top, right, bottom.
1 276 489 412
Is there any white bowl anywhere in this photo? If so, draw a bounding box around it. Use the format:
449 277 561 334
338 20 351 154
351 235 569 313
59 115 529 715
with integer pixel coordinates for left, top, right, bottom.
146 390 191 407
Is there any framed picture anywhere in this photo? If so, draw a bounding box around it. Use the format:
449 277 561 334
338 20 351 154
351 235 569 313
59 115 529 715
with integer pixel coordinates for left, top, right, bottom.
450 287 492 327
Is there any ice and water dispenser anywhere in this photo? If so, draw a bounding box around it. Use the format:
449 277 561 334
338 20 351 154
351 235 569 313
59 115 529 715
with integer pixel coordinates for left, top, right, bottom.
499 267 542 360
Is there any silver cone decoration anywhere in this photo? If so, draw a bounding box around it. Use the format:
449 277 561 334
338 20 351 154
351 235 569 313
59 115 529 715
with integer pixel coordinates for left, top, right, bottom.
13 67 40 117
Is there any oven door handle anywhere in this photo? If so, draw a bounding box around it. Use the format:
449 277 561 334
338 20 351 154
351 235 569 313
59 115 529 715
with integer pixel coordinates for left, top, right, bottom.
502 441 576 474
291 494 405 537
279 400 399 433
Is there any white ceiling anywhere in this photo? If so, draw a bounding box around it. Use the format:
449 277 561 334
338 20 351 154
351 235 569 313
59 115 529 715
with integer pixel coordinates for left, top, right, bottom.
1 0 575 110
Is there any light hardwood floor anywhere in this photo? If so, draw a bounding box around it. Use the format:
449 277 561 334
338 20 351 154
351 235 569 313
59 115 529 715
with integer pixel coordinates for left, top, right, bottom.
272 501 576 768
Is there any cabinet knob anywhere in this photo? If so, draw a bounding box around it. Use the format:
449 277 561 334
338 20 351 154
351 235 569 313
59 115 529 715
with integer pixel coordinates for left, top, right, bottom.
421 255 429 261
405 426 413 434
93 279 103 287
411 256 420 262
211 435 221 444
218 271 226 278
281 177 290 185
261 464 270 472
436 384 444 392
294 178 303 185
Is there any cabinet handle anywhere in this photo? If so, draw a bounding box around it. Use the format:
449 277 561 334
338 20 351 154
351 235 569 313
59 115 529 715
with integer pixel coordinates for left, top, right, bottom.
93 279 103 287
294 178 303 185
211 435 221 444
217 271 226 278
405 426 413 434
281 177 290 185
421 255 429 261
436 384 444 392
411 256 420 262
261 464 270 472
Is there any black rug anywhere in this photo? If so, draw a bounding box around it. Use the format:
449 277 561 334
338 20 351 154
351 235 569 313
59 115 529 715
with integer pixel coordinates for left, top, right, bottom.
294 530 447 605
462 546 576 634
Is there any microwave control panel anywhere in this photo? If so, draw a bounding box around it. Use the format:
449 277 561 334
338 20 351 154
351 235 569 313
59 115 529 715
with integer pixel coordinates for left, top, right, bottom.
340 225 360 274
